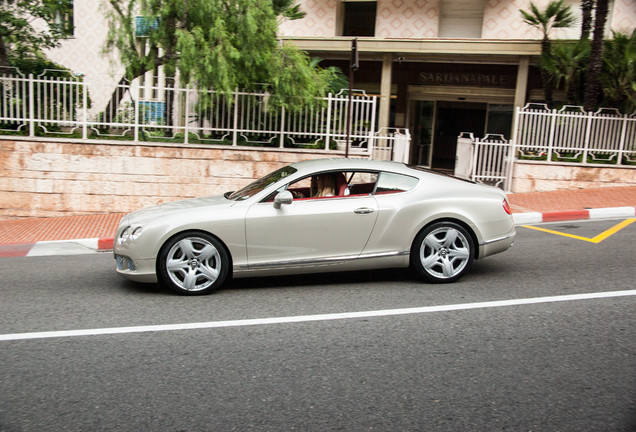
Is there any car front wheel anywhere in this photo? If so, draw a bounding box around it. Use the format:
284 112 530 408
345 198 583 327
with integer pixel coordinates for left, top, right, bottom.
157 232 229 295
411 222 475 283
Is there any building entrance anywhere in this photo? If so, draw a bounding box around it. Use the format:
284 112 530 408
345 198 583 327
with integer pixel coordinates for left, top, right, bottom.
409 100 487 169
433 102 486 169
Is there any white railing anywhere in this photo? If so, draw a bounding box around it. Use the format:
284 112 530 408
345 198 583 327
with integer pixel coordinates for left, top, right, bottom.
513 103 636 165
472 134 513 190
466 104 636 191
0 68 408 160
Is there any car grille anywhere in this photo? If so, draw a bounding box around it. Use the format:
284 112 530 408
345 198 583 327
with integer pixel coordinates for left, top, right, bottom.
116 255 136 271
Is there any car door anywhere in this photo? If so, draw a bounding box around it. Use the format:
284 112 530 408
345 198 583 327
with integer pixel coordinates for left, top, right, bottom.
244 172 379 268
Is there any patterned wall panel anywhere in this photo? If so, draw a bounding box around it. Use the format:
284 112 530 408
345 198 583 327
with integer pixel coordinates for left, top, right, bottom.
279 0 338 36
482 0 636 40
611 0 636 34
375 0 439 38
482 0 580 39
280 0 440 38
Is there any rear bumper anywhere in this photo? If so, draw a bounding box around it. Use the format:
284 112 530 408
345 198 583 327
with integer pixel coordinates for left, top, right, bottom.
479 230 516 258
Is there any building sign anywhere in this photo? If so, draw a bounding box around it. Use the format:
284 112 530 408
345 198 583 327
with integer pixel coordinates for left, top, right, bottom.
419 72 511 88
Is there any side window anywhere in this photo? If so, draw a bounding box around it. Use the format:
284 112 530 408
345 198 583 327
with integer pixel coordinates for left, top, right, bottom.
263 171 379 202
375 172 418 194
342 1 377 37
345 172 378 196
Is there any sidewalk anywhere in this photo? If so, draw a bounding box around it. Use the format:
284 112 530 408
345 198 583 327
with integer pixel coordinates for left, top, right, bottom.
1 186 635 257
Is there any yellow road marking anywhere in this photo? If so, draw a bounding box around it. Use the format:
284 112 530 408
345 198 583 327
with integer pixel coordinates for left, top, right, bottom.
522 218 636 243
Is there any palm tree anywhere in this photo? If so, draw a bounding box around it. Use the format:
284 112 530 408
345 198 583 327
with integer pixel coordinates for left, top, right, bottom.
584 0 610 111
600 30 636 113
520 0 576 106
543 40 590 105
580 0 595 40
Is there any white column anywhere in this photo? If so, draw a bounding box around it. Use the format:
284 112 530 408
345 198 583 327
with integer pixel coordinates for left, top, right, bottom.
378 53 393 131
514 56 530 109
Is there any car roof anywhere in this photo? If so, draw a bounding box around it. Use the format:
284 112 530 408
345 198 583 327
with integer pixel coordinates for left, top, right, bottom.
290 158 414 175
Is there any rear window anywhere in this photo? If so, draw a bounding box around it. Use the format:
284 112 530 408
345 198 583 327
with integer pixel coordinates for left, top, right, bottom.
375 172 418 194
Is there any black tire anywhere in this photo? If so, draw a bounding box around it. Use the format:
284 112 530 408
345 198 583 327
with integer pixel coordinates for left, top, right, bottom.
411 221 475 283
157 231 229 295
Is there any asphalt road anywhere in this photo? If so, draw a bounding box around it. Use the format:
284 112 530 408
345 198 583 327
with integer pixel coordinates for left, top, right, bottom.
1 219 635 431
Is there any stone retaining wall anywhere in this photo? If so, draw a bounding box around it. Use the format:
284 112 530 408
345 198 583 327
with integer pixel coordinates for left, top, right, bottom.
0 138 330 218
2 138 635 218
511 161 636 192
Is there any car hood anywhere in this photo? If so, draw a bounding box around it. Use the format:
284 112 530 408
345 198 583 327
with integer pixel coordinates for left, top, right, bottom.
122 195 234 226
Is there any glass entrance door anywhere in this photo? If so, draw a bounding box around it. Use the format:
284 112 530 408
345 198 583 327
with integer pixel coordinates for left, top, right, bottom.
433 101 487 170
409 101 435 167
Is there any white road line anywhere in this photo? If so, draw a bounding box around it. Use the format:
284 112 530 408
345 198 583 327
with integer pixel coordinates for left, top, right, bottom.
2 290 635 342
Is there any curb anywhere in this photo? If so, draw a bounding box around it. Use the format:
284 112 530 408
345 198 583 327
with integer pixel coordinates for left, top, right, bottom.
1 206 635 258
0 238 114 258
512 206 636 225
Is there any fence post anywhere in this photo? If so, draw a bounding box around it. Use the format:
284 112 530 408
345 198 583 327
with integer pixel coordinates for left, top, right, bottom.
133 83 139 142
583 110 593 164
82 79 88 140
184 84 190 145
547 109 556 162
506 106 521 192
325 93 332 150
279 105 286 148
470 136 479 182
232 89 239 146
28 74 35 137
617 113 628 166
369 96 377 158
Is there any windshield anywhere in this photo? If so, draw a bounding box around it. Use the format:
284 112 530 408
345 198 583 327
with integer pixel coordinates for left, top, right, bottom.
227 166 297 201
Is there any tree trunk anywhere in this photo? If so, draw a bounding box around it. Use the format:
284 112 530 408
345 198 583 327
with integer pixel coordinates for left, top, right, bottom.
103 75 131 124
580 0 595 40
0 36 7 67
541 38 554 106
164 73 176 138
584 0 609 111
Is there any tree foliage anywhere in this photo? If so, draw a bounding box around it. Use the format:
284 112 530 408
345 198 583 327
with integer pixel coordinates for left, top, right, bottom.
104 0 337 110
601 30 636 113
542 40 590 105
0 0 73 67
520 0 575 106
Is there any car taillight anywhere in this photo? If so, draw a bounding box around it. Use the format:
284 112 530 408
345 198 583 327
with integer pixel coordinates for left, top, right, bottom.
502 199 512 215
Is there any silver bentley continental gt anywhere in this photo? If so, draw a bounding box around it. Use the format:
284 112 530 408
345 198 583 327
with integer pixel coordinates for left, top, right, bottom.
114 158 516 295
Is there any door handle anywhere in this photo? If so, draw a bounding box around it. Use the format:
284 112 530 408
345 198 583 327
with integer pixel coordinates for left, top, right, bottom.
354 207 375 214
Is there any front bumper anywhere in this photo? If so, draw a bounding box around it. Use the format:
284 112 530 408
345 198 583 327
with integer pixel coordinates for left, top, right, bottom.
114 254 158 283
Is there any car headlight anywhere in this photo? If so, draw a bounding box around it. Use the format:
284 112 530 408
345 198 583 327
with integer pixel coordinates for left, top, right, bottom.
118 225 143 244
130 226 143 240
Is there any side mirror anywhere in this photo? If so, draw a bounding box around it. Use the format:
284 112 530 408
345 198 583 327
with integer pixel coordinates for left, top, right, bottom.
273 190 293 209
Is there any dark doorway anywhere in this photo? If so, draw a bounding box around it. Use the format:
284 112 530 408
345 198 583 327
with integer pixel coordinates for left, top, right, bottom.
433 102 486 169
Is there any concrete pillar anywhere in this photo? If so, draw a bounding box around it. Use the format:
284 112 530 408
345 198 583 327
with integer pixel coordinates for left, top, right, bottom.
514 56 530 109
378 53 393 131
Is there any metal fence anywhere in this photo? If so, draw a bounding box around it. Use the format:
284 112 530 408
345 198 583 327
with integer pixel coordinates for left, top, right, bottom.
513 103 636 165
469 104 636 190
0 68 408 159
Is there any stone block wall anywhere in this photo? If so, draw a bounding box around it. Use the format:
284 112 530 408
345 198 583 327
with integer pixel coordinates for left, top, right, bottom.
3 138 635 219
511 162 636 193
0 138 329 219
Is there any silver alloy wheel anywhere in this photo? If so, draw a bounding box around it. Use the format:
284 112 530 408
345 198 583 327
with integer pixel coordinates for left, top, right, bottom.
165 236 222 292
419 226 471 280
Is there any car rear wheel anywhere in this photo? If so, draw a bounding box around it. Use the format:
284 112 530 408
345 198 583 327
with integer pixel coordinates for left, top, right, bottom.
157 232 229 295
411 222 475 283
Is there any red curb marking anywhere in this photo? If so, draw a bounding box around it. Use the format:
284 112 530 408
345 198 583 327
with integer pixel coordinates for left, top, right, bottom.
98 238 114 250
542 210 590 223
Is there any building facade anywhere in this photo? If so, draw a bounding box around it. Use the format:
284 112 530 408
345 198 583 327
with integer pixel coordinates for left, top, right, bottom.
45 0 636 168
